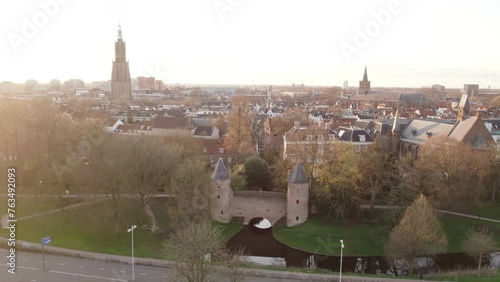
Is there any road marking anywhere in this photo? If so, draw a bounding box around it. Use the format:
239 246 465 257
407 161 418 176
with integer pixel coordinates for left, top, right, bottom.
140 272 146 275
78 265 85 268
21 258 27 261
99 268 105 270
58 263 65 266
0 264 40 271
119 270 125 273
19 266 39 271
49 270 127 282
30 280 36 282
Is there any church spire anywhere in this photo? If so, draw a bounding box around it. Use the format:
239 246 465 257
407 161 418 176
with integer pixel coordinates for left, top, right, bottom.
362 65 368 81
117 23 123 40
359 65 371 94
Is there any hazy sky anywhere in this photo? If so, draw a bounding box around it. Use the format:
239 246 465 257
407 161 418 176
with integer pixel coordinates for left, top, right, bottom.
1 0 500 88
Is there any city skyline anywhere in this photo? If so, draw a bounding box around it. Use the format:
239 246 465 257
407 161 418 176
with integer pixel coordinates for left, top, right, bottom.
2 0 500 88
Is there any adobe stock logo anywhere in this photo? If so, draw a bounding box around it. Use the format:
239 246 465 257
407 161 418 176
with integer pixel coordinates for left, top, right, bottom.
213 0 243 21
7 0 70 54
339 0 403 63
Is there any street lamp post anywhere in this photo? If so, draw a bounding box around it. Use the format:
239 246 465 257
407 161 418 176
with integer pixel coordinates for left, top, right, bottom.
127 225 137 281
339 239 345 282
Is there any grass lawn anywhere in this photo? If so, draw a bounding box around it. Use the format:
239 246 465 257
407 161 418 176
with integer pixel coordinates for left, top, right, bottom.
273 215 388 256
0 196 82 218
0 197 244 260
447 201 500 220
0 198 165 259
426 269 500 281
213 220 244 240
440 214 500 252
273 213 500 256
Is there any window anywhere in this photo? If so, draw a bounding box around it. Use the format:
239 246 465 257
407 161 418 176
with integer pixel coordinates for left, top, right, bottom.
296 199 299 204
203 148 208 153
228 157 232 163
218 186 220 189
219 147 224 154
217 195 220 199
296 216 299 221
210 155 215 162
306 134 313 141
221 211 223 215
359 135 366 142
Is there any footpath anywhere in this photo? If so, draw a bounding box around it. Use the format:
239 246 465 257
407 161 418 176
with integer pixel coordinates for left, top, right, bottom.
0 238 419 282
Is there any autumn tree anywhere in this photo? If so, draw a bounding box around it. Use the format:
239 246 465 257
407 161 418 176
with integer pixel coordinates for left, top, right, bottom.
462 228 498 274
270 106 310 138
385 194 448 274
226 95 253 163
315 143 362 218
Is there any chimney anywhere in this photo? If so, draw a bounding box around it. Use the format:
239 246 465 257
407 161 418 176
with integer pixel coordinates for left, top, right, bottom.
294 121 300 130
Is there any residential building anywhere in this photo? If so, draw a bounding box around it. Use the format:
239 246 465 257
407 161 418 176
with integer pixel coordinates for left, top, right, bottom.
137 76 155 90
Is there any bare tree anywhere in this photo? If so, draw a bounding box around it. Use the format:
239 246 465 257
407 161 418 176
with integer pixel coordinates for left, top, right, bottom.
409 136 491 207
385 194 447 274
168 159 210 226
124 136 181 231
462 228 498 274
88 134 130 233
164 221 245 282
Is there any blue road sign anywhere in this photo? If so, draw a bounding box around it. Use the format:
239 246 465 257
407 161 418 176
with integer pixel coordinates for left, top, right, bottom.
41 236 51 246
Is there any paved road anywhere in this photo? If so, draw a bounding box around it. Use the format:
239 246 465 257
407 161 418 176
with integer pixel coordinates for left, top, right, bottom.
0 249 307 282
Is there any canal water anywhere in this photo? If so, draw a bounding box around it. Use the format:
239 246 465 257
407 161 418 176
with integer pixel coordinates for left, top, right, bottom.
226 218 487 276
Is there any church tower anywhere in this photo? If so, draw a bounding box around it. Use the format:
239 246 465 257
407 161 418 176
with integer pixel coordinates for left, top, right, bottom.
286 162 309 227
111 24 131 104
210 158 233 223
359 66 371 94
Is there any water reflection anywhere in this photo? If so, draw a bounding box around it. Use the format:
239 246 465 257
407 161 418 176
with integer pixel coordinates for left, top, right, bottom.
252 217 272 229
243 256 285 267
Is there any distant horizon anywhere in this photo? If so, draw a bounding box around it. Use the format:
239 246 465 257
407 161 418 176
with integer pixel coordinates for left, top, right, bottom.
2 1 500 88
5 78 499 91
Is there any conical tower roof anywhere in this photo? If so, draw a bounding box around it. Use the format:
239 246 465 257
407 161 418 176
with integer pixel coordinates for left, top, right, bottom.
211 157 230 180
362 66 368 81
288 162 308 184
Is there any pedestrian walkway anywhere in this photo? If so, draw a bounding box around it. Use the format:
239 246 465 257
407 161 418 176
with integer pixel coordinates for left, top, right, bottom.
17 196 107 221
360 204 500 224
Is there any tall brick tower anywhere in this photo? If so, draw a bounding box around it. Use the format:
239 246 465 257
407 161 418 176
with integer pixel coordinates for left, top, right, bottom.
286 162 309 227
210 158 233 223
111 24 131 104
